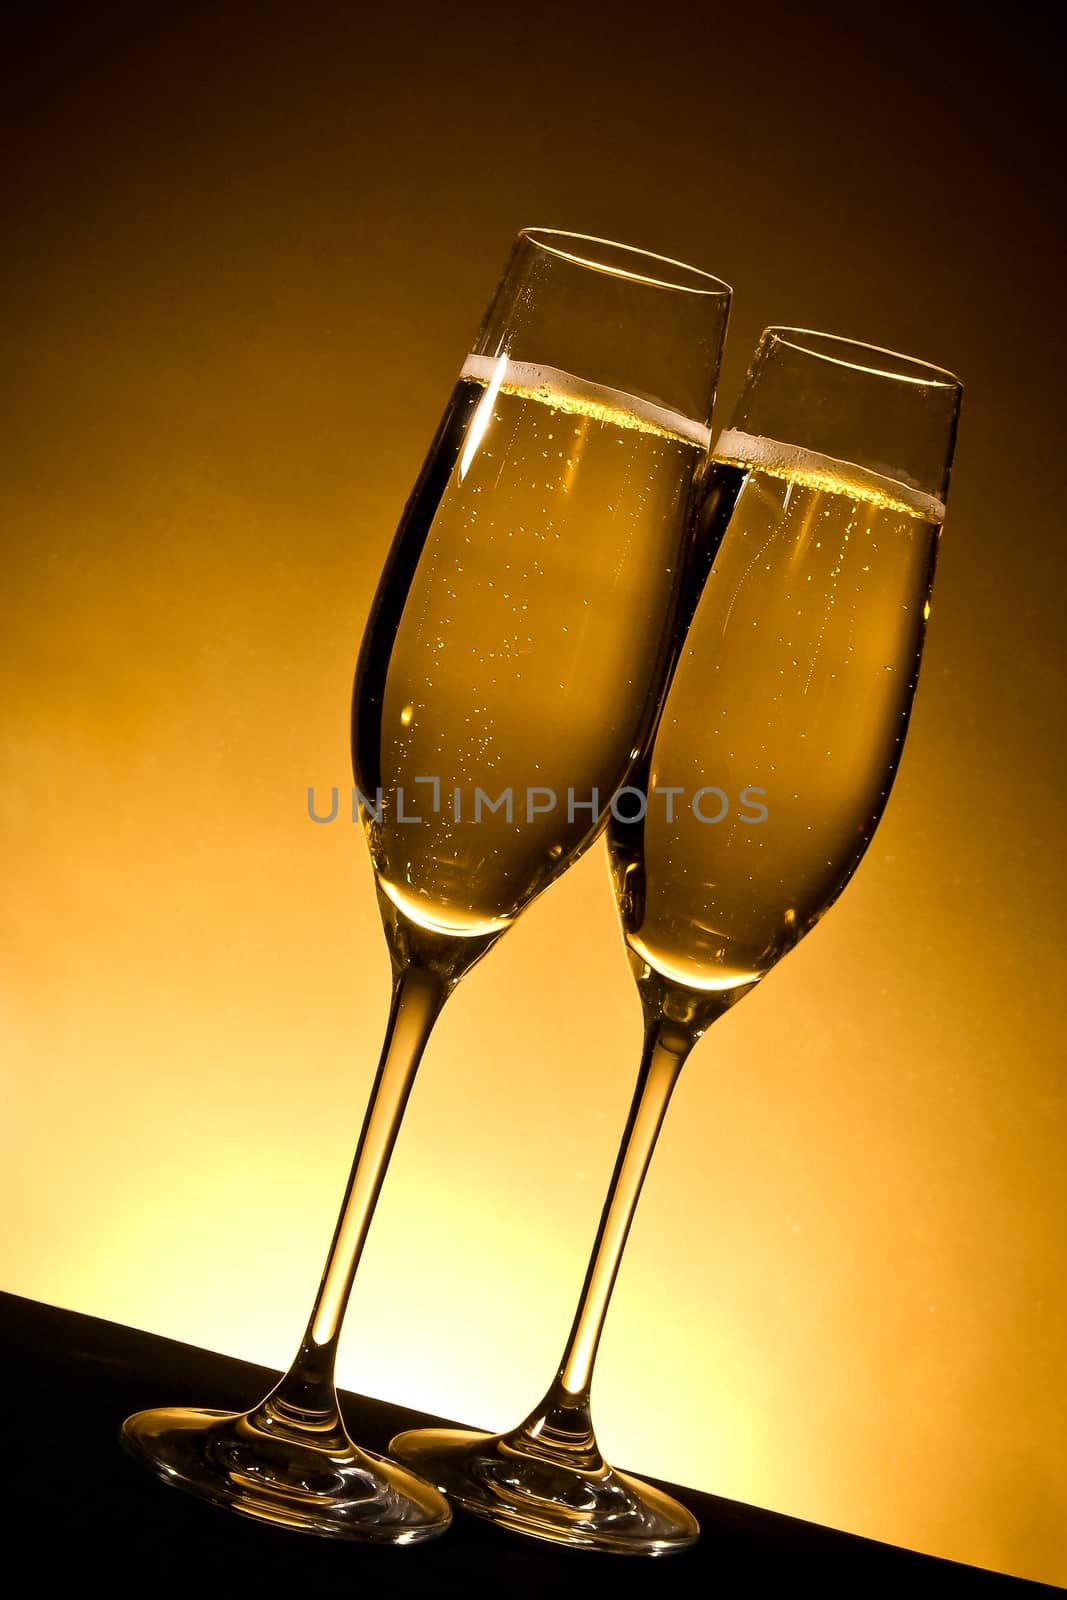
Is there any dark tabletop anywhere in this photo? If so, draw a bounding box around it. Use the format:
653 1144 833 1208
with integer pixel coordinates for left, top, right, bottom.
1 1292 1056 1593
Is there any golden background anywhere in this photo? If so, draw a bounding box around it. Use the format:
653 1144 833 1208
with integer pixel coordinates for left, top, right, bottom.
2 2 1063 1585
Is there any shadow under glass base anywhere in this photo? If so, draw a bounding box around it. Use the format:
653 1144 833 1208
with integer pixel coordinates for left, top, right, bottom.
121 1404 451 1544
389 1425 698 1556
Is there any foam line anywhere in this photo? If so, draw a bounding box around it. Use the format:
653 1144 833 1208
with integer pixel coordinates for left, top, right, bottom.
460 353 710 448
713 428 945 522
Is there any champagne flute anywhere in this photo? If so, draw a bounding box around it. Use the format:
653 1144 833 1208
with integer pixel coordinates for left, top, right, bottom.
392 328 962 1554
119 229 731 1542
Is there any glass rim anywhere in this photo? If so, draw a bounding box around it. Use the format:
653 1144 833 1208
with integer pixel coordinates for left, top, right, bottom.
761 326 962 390
520 227 732 298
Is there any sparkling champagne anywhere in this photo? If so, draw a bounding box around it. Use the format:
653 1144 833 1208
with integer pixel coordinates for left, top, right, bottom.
354 356 708 939
612 428 943 997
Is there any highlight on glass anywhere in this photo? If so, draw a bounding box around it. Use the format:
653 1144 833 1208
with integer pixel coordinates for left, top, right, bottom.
391 327 962 1554
119 229 732 1542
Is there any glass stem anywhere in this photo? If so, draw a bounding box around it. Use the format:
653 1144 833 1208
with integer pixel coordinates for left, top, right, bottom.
516 1012 697 1462
252 962 451 1436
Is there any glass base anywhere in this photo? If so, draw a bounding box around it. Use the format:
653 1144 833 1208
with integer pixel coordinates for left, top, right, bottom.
121 1405 451 1544
389 1426 698 1555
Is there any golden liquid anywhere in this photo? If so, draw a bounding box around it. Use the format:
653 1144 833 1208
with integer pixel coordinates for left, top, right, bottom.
612 431 942 996
353 358 707 938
